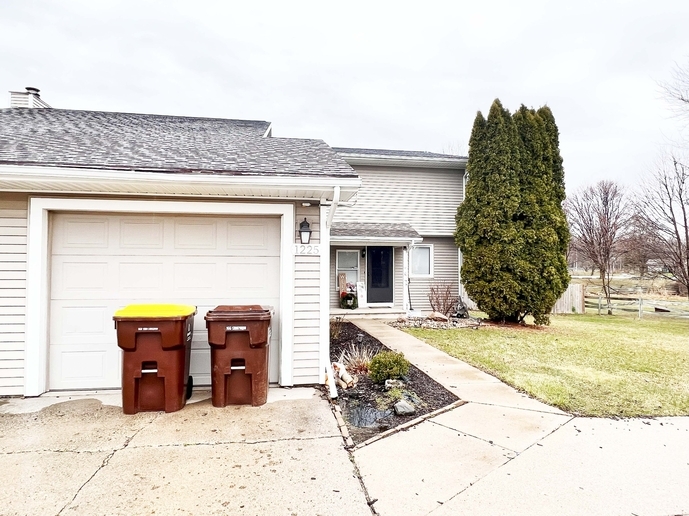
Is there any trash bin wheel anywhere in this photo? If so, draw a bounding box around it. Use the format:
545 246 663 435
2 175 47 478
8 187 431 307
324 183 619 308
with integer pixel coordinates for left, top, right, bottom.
186 375 193 400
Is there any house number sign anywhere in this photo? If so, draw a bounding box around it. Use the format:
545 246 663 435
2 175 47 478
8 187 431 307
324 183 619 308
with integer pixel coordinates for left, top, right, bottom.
293 244 321 256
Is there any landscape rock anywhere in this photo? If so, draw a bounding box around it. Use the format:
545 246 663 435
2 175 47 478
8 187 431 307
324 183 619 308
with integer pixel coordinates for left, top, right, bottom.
394 399 416 416
427 311 449 322
396 316 408 323
385 379 405 390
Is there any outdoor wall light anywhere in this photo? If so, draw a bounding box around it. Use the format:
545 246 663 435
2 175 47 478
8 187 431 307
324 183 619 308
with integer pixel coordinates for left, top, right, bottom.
299 218 312 244
361 248 366 258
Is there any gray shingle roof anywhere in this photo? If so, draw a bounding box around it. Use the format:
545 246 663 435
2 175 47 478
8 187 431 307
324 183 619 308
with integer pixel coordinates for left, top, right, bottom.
333 147 466 160
0 108 356 178
331 222 421 240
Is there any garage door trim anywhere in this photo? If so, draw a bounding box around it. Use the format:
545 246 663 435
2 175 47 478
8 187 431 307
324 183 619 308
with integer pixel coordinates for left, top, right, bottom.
26 197 296 396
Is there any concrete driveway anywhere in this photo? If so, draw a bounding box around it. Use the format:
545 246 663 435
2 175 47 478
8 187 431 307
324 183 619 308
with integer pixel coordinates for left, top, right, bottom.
0 388 372 516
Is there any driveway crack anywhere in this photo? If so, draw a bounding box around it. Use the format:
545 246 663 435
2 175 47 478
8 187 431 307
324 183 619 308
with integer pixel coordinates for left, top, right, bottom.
56 413 161 515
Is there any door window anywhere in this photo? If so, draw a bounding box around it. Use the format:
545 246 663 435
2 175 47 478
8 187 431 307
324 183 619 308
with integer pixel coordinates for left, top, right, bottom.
336 250 359 291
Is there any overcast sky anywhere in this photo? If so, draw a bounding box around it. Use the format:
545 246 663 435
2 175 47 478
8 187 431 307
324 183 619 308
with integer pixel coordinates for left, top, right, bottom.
2 0 688 193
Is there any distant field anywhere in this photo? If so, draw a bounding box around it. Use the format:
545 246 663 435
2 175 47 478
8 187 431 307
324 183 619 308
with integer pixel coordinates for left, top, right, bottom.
406 312 689 417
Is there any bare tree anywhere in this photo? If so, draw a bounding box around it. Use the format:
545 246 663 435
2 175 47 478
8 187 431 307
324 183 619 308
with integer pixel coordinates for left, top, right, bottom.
566 181 631 314
660 60 689 122
636 155 689 299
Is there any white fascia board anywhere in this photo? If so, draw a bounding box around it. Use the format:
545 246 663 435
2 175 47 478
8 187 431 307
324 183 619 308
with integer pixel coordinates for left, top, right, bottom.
340 155 467 169
0 164 361 202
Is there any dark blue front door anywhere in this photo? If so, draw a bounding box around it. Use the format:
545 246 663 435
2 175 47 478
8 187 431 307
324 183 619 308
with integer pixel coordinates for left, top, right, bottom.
367 246 393 303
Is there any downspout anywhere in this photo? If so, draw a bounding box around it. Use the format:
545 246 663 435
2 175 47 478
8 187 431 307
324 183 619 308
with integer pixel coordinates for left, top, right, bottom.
326 186 341 228
325 185 341 399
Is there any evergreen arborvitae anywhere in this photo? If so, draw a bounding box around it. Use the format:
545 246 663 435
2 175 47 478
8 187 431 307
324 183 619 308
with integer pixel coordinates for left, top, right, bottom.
537 106 570 258
455 99 523 322
512 106 570 324
455 100 570 325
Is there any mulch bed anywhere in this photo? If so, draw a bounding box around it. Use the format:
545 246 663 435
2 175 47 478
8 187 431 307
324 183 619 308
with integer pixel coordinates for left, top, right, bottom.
329 322 459 445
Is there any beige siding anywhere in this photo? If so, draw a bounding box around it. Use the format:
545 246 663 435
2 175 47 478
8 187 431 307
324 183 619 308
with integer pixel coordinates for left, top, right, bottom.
394 247 404 307
292 204 321 384
409 237 459 313
333 166 465 236
0 194 28 395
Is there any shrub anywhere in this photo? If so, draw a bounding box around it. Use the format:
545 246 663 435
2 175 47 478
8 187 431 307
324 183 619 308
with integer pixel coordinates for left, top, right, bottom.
338 342 376 375
329 316 345 340
428 281 459 316
369 351 410 384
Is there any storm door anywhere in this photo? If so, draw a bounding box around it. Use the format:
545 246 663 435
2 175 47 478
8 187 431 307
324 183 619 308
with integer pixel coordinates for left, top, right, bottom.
367 246 393 303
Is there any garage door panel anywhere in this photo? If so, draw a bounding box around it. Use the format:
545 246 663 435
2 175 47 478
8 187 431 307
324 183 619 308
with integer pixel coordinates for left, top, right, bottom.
50 303 112 343
51 258 113 299
119 262 166 291
173 262 219 292
227 219 281 255
50 343 121 389
225 258 279 295
49 213 282 391
120 218 165 249
53 216 110 251
174 218 218 249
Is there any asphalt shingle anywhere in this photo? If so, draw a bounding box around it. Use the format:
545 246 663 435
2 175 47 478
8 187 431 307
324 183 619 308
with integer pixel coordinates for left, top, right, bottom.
331 222 422 239
0 108 356 178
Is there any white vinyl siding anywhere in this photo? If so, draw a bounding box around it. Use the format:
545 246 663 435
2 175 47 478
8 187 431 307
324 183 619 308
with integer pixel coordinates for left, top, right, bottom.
408 237 459 312
0 194 28 395
292 204 322 384
332 166 465 236
394 247 404 308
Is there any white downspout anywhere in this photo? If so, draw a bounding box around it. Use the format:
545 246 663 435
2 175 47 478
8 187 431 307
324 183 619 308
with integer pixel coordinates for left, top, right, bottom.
326 186 341 228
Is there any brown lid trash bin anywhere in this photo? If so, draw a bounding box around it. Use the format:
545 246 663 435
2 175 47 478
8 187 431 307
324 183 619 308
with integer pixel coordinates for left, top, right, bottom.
205 305 272 407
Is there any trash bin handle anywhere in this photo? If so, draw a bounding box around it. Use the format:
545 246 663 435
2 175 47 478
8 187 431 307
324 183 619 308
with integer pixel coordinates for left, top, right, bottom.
230 366 246 371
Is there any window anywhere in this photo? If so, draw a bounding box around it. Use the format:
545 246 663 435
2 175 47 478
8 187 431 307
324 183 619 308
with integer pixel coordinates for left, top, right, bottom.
336 250 359 291
410 245 433 277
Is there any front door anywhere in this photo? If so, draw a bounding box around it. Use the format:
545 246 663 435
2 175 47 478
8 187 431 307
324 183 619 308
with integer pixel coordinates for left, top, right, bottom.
367 246 393 303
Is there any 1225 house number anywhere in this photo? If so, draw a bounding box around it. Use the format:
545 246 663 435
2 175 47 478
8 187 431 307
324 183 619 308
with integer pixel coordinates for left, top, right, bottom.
294 244 320 255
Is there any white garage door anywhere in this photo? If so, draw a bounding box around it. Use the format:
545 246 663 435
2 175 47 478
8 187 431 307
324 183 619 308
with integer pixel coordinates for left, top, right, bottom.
49 213 281 391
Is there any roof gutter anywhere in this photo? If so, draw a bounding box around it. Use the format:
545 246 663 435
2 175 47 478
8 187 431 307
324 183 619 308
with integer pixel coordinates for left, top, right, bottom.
0 164 361 202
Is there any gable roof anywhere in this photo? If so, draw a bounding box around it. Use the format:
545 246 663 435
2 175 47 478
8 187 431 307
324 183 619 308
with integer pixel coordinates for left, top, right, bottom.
0 108 356 178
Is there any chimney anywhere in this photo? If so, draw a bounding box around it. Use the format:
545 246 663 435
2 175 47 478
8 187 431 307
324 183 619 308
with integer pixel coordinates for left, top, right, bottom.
9 87 51 108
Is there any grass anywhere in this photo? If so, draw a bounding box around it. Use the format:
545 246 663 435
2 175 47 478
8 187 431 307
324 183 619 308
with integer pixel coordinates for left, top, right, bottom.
405 312 689 417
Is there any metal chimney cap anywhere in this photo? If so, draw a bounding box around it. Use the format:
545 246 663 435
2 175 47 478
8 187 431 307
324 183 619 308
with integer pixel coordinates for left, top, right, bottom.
25 87 40 95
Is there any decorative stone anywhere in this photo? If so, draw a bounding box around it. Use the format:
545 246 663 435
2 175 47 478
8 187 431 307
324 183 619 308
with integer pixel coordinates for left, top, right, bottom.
385 379 405 390
427 311 449 322
394 399 416 416
396 316 408 323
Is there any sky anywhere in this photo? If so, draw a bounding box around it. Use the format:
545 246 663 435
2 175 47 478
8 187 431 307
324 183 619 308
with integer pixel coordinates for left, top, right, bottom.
2 0 689 194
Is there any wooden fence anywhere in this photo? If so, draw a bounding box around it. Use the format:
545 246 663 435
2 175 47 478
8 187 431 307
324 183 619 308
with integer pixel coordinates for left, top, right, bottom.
552 283 585 314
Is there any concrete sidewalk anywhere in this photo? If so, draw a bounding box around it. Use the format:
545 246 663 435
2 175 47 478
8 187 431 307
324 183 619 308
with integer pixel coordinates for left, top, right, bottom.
350 319 689 516
0 388 372 516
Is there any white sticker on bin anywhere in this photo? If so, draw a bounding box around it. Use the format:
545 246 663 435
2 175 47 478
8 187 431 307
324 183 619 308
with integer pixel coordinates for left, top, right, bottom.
138 327 159 331
226 325 247 331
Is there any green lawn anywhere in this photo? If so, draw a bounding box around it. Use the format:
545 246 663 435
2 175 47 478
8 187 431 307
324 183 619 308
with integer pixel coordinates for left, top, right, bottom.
405 313 689 417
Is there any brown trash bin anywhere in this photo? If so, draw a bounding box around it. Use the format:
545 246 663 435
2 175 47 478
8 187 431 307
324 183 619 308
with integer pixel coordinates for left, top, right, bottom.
205 305 272 407
113 304 196 414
